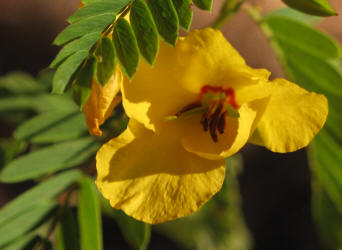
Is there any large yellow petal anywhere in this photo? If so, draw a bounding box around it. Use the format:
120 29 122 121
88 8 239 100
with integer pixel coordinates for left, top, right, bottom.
122 28 267 132
96 119 225 224
181 103 257 160
249 78 328 152
83 68 122 135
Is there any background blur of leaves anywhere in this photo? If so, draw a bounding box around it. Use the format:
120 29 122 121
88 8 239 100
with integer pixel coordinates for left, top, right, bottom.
0 0 341 249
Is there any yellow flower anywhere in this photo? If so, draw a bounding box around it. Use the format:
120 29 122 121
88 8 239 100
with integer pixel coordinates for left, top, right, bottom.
96 28 328 224
83 66 122 136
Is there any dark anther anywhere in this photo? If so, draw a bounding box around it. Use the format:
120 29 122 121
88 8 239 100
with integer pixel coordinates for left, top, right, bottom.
200 112 209 131
218 111 226 134
208 103 223 142
175 102 201 117
209 117 218 142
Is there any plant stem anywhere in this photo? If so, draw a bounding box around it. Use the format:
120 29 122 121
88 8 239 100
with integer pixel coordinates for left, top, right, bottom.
212 0 246 29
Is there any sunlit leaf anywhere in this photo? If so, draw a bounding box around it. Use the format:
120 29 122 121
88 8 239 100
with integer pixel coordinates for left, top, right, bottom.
0 201 57 248
14 110 87 143
147 0 179 46
130 0 159 65
73 55 97 109
52 50 89 94
68 0 130 23
50 32 100 68
96 37 116 85
113 17 139 79
193 0 213 11
0 138 97 183
282 0 337 16
172 0 193 30
54 13 116 46
0 170 82 225
78 177 102 250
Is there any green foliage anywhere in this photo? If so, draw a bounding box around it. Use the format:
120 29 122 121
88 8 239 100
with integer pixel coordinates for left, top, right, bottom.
172 0 193 30
282 0 336 16
0 138 98 183
56 209 79 250
52 50 89 94
68 0 131 23
193 0 213 10
312 188 342 247
263 12 342 248
96 37 116 85
50 32 100 68
73 55 97 109
14 110 87 143
54 14 116 46
0 170 82 226
130 0 159 65
113 17 140 79
0 201 57 248
147 0 179 46
78 177 103 250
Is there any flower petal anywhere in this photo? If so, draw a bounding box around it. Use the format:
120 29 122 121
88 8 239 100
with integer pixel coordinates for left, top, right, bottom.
122 28 263 132
181 103 257 160
249 78 328 152
83 68 122 135
96 119 225 224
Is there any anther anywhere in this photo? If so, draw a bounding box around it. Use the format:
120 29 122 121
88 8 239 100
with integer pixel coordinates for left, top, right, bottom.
175 102 201 117
217 111 226 134
208 103 223 142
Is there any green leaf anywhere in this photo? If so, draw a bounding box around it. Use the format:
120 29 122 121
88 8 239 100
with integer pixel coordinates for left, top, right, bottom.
0 138 98 183
78 177 102 250
265 7 321 24
2 235 40 250
73 55 97 109
54 13 116 46
0 170 82 226
193 0 213 10
56 209 79 250
172 0 193 30
96 37 116 85
312 188 342 248
50 32 100 68
0 201 57 248
68 0 130 23
147 0 179 46
52 50 89 94
0 72 43 94
265 16 340 59
14 110 87 144
130 0 159 65
113 17 139 79
282 0 337 16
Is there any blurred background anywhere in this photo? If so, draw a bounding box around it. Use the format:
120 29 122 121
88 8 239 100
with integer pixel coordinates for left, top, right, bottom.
0 0 341 249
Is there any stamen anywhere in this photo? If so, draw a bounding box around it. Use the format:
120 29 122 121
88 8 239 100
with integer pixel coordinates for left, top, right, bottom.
217 111 226 134
208 103 223 142
200 112 209 131
175 102 201 117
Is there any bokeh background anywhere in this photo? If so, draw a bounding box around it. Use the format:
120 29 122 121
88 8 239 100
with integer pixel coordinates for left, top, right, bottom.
0 0 341 249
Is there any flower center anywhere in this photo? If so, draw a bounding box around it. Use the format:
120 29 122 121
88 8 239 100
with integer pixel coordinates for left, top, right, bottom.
167 85 240 143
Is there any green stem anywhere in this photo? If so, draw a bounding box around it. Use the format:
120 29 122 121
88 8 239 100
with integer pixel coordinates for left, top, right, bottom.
211 0 246 29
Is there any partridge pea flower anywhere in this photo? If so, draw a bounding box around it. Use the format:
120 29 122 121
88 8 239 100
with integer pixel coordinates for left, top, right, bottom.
96 28 328 224
83 67 122 136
